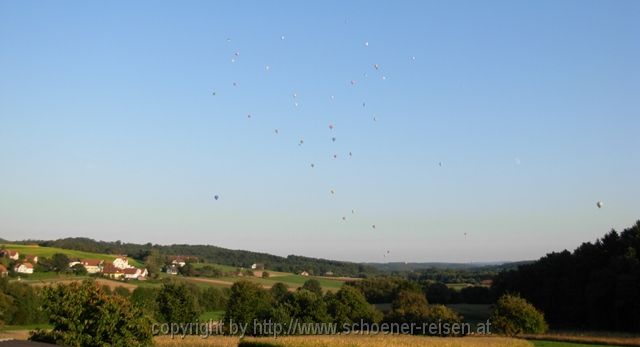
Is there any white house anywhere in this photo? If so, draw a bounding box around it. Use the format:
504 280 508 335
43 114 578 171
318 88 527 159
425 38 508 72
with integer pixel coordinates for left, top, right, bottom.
112 256 131 270
81 259 104 274
251 263 265 270
170 257 187 267
300 271 310 277
123 267 148 280
14 263 34 274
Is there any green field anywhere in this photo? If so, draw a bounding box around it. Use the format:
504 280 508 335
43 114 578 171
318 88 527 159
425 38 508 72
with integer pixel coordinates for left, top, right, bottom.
1 244 143 267
216 274 345 291
193 262 239 272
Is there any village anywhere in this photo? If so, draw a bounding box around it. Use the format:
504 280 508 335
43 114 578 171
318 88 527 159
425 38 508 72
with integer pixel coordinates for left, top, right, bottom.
0 248 191 280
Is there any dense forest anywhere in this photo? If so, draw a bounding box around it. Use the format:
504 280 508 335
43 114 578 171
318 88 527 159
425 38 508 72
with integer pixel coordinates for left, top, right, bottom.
20 238 377 277
492 221 640 332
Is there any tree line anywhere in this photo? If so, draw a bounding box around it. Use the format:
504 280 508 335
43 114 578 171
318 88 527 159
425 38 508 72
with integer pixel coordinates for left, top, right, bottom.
23 237 378 277
492 221 640 332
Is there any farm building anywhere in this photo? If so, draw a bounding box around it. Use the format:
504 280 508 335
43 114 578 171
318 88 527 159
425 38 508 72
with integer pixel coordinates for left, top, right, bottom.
165 265 179 275
300 271 310 277
112 256 132 270
81 259 104 274
0 265 7 277
25 255 39 264
251 263 265 270
0 249 19 261
123 267 148 280
102 263 124 279
14 262 34 274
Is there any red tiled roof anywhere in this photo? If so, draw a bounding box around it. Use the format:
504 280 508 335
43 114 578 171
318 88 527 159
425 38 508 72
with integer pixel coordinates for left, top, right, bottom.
123 268 140 275
16 262 33 269
0 265 7 272
102 264 123 274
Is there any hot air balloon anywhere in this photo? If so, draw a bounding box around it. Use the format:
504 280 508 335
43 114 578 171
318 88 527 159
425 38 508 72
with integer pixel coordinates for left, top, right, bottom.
214 195 219 201
597 201 603 208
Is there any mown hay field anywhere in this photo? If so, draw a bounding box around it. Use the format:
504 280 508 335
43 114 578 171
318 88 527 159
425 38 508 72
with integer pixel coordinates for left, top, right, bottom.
155 335 533 347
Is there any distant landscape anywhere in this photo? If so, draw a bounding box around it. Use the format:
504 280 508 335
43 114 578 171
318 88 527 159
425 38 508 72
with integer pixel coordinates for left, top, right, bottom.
2 1 638 346
2 221 640 346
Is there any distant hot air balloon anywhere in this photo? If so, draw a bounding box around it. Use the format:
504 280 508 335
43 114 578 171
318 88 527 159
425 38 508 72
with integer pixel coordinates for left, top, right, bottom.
342 216 346 221
214 195 219 201
329 124 334 130
597 201 603 208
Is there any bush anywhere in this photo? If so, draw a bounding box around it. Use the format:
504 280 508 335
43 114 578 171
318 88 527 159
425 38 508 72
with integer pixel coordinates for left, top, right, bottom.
385 290 430 325
30 280 151 346
301 279 322 296
490 294 548 336
326 285 382 326
156 281 199 323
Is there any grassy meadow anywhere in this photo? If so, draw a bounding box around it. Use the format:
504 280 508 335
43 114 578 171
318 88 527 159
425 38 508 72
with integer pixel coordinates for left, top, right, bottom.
1 244 144 267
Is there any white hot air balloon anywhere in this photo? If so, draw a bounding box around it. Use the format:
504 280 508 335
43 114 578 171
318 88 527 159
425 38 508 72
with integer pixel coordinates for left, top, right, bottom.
597 201 603 208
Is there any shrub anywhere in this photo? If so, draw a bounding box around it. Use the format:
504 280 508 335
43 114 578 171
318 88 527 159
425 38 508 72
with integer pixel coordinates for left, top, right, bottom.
156 281 199 323
29 280 151 346
490 294 548 336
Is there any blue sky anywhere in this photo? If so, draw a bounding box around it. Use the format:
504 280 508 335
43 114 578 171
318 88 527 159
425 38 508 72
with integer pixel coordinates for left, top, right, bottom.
1 1 638 262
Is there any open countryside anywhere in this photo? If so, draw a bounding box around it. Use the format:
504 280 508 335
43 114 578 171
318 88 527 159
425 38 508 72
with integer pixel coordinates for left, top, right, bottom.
1 1 639 346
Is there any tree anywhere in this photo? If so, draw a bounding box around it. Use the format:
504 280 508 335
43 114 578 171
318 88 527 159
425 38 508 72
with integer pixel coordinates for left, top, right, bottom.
301 279 322 296
156 281 199 323
386 290 430 325
424 282 453 304
178 262 196 277
200 287 227 312
490 294 548 336
144 248 164 279
269 282 290 303
261 271 270 278
51 253 70 273
492 221 640 332
326 285 382 326
29 280 151 347
424 305 462 335
70 264 87 276
130 287 158 318
224 281 271 335
289 289 330 323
